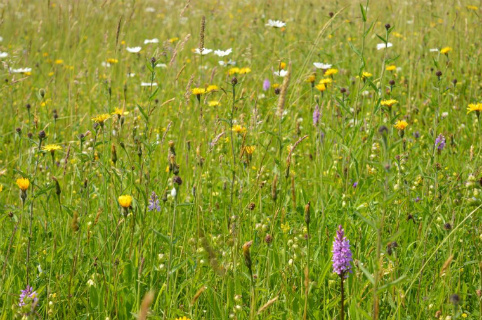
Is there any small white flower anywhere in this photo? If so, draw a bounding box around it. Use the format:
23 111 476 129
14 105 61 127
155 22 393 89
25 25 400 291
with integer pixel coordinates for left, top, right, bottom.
145 7 155 12
429 48 439 52
156 63 167 68
144 38 159 44
11 67 32 73
101 62 111 68
407 20 414 24
194 48 212 55
0 36 3 42
313 62 332 69
377 42 393 50
126 46 142 53
141 82 157 87
266 19 286 28
127 72 135 77
218 60 236 66
170 187 177 198
214 48 232 57
441 112 448 119
87 279 95 287
0 52 7 58
274 69 288 77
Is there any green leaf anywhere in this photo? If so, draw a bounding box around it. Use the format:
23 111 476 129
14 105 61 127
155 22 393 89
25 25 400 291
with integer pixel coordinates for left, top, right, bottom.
137 104 148 122
360 4 367 22
359 262 375 285
376 34 387 44
378 275 407 292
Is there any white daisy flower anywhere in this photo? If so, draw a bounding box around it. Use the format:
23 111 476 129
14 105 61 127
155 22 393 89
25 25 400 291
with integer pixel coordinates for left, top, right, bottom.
218 60 236 66
11 67 32 73
126 46 142 53
170 187 177 198
144 38 159 44
156 63 167 68
0 52 8 58
141 82 158 87
429 48 439 52
214 48 232 57
145 7 155 12
274 70 288 77
101 62 111 68
376 42 393 50
127 73 135 77
194 48 213 55
266 19 286 28
313 62 332 69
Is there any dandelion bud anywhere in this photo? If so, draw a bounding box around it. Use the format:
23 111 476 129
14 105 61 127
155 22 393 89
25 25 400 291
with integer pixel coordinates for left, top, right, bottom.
52 176 61 196
385 23 391 30
26 103 31 110
231 77 238 86
38 130 46 140
340 87 347 94
151 57 156 67
452 79 457 85
389 79 395 86
435 70 442 79
39 88 46 98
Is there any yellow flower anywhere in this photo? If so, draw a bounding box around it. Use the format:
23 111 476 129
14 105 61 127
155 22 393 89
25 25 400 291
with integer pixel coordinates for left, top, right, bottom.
281 223 290 233
394 120 408 130
306 74 316 83
319 78 333 85
43 144 62 153
361 71 372 79
206 85 219 93
386 65 396 71
169 37 179 43
239 67 251 74
106 58 118 64
192 88 206 95
228 67 240 75
208 100 220 107
55 59 64 64
324 68 338 76
92 114 111 124
279 62 286 70
467 103 482 114
0 185 3 192
232 125 247 134
175 317 191 320
245 146 256 154
440 47 452 55
112 107 128 116
381 99 398 107
315 83 326 92
16 178 30 191
272 83 280 89
118 195 133 208
467 5 478 10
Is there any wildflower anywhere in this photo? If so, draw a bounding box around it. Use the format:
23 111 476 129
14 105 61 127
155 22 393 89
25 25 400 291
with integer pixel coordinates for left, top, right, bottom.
141 82 158 87
429 48 439 52
43 144 62 153
361 71 372 80
263 79 271 91
228 67 240 75
218 59 236 66
313 62 332 69
386 65 396 71
16 178 30 191
377 42 393 50
175 317 191 320
232 125 247 134
467 5 478 10
169 37 179 43
92 114 111 126
313 105 321 126
126 46 142 53
319 78 333 85
106 58 118 64
118 195 132 208
435 134 446 151
467 103 482 115
214 48 232 57
0 52 8 58
332 225 353 276
381 99 398 108
245 146 256 154
148 191 161 212
144 38 159 44
265 19 286 28
440 47 452 55
18 285 38 315
112 107 127 117
306 74 316 84
239 67 251 74
324 68 338 76
170 187 177 198
11 67 32 74
394 120 408 131
242 240 253 273
208 100 221 107
87 279 95 287
273 69 288 77
206 85 219 93
194 48 212 55
315 83 326 92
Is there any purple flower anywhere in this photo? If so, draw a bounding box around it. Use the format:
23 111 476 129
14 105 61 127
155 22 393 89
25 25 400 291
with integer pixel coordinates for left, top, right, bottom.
352 182 358 188
332 225 353 276
313 105 321 126
18 285 38 313
262 79 270 91
148 191 161 212
435 134 446 151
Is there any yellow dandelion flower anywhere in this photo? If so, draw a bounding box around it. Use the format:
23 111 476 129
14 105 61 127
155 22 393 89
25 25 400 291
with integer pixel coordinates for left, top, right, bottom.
169 37 179 43
106 58 118 64
272 83 280 89
305 74 316 83
315 83 326 92
16 178 30 191
467 103 482 114
279 62 286 70
55 59 64 64
324 68 338 76
381 99 398 107
361 71 372 79
394 120 408 130
92 114 111 124
232 125 247 134
43 144 62 153
386 65 396 71
319 78 333 85
208 100 221 107
281 223 290 233
467 5 478 10
228 67 240 75
245 146 256 154
440 47 452 55
239 67 251 74
192 88 206 95
118 195 133 208
112 107 128 116
206 85 219 93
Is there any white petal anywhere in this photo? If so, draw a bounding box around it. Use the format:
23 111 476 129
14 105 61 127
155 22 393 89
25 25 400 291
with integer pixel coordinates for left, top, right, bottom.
144 38 159 44
214 48 232 57
313 62 332 69
127 46 142 53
